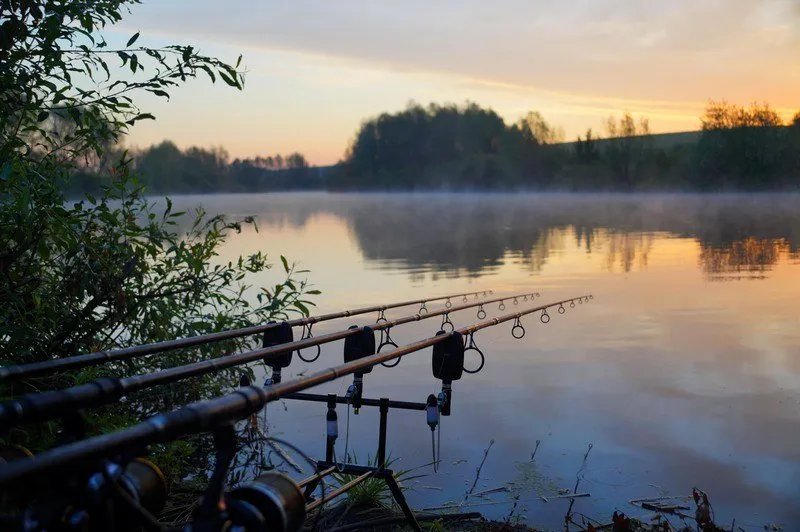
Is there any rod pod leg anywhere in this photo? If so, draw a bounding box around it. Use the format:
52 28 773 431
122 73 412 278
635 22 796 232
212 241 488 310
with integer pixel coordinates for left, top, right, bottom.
384 473 422 532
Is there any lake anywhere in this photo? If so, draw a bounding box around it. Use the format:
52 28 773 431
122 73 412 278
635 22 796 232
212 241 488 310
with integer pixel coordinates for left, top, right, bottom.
168 192 800 529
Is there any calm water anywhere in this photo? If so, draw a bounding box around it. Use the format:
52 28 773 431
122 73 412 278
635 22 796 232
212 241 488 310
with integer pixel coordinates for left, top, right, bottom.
171 192 800 529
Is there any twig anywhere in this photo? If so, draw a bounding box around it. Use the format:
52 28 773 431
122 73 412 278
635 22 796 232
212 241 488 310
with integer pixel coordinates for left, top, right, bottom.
629 496 686 504
422 499 520 512
266 439 303 473
540 493 591 502
464 439 494 501
470 486 510 498
564 443 594 526
531 439 541 461
639 502 690 513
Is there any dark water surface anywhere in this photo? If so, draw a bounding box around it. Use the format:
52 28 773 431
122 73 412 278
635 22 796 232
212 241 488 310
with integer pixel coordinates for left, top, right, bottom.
171 192 800 529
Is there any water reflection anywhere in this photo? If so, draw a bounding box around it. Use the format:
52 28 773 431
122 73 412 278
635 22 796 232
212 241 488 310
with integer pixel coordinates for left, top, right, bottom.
176 193 800 280
157 192 800 528
699 238 793 281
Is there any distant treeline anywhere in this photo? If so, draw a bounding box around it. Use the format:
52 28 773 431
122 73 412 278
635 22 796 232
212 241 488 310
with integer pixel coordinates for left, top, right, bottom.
68 100 800 194
333 101 800 191
67 140 327 196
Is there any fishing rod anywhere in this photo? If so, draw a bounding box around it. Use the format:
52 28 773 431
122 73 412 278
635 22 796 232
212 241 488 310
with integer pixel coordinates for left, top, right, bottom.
0 294 592 486
0 295 592 532
0 291 541 430
0 290 494 382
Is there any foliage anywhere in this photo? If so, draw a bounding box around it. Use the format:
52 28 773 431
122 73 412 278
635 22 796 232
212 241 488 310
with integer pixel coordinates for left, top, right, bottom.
603 112 653 189
334 101 571 189
574 128 599 165
0 0 316 471
696 100 793 189
66 142 320 195
56 99 800 195
333 100 800 191
0 0 243 163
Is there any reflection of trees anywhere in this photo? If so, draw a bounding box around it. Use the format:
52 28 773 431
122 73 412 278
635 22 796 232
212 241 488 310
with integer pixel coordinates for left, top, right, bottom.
699 238 793 281
599 231 654 273
338 194 800 279
160 193 800 279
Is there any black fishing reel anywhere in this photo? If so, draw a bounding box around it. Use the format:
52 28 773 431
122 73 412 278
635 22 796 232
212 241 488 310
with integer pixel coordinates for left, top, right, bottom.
343 326 375 414
13 457 167 532
223 473 306 532
263 321 294 385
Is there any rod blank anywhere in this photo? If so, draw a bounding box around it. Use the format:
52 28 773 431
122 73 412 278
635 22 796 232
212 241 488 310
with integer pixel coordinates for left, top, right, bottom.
0 290 493 382
0 292 537 429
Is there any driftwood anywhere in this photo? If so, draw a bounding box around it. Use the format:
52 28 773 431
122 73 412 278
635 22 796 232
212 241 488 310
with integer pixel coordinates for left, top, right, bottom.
540 492 591 502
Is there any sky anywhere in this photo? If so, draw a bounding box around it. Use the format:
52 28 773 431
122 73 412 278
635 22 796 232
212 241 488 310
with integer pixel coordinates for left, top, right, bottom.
115 0 800 165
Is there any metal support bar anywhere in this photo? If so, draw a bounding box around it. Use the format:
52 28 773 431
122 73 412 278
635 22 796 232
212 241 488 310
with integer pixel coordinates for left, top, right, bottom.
325 394 336 464
286 392 425 411
377 398 389 468
384 472 422 532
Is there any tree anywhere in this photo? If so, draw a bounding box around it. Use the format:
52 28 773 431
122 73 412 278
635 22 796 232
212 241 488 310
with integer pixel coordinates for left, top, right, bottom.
0 0 315 484
696 100 787 188
604 112 653 189
575 128 599 164
518 111 565 145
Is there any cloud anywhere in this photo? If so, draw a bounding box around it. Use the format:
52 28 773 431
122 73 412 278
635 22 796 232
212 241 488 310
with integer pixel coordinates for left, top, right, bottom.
125 0 800 108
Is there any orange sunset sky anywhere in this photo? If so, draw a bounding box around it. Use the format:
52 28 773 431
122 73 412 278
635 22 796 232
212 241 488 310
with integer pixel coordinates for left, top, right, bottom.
116 0 800 165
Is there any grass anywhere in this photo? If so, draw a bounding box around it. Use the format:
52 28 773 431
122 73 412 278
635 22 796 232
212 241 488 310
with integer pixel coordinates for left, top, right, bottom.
329 452 427 508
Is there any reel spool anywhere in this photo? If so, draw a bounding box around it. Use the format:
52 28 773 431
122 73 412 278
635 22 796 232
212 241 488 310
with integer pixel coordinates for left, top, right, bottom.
118 458 168 520
226 472 306 532
22 457 167 532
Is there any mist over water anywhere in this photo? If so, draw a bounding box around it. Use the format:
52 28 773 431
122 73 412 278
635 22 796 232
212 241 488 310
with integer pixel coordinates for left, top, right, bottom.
166 192 800 528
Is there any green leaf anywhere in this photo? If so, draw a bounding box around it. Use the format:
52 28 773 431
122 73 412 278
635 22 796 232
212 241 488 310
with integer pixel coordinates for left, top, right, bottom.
126 32 140 47
199 65 216 83
280 255 289 273
37 111 49 122
129 54 138 73
38 239 50 261
126 113 155 125
218 70 239 88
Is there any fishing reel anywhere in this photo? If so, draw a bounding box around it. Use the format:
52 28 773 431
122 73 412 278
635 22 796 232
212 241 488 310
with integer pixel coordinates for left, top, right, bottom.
220 473 306 532
184 423 306 532
14 457 167 532
263 322 294 385
343 326 375 414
